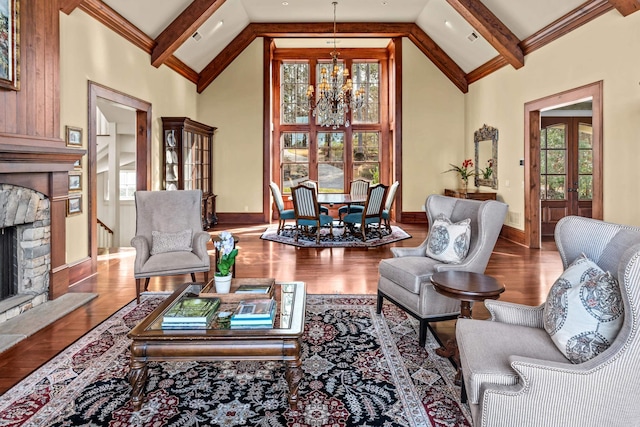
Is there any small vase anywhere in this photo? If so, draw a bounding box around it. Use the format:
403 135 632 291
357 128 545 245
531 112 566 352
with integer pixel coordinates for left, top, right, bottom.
214 274 232 294
460 178 469 194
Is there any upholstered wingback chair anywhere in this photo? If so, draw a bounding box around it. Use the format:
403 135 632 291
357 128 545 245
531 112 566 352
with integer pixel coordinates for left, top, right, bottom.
377 194 507 346
131 190 210 303
456 216 640 426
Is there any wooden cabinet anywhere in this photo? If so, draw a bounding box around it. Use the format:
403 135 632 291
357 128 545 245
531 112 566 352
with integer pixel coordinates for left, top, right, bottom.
162 117 217 229
444 188 497 201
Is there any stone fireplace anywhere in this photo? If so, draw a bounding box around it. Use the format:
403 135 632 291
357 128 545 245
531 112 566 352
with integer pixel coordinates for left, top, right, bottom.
0 185 51 322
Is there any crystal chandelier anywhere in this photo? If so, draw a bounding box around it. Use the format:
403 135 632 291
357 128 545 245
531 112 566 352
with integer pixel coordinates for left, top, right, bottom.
306 2 365 129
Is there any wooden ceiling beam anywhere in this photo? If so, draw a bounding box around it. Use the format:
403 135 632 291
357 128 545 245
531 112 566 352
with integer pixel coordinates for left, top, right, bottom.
607 0 640 15
151 0 227 68
59 0 85 15
198 22 467 93
446 0 524 69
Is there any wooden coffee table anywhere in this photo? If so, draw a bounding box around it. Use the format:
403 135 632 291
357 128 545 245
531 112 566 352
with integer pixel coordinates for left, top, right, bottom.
127 281 306 411
430 271 505 383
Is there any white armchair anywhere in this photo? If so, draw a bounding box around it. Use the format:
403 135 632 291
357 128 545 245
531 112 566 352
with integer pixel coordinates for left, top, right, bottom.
131 190 210 303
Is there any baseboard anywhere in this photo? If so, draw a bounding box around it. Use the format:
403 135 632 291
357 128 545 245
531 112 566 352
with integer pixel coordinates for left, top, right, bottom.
499 224 526 246
68 257 94 287
215 212 267 225
400 211 428 224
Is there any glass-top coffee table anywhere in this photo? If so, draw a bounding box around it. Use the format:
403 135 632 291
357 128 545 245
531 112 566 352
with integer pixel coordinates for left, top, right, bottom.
127 281 306 411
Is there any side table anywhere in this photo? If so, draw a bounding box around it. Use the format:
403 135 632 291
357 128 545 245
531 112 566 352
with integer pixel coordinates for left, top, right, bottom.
430 271 505 383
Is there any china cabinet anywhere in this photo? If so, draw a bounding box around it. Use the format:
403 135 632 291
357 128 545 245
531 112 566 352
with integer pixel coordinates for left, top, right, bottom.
162 117 217 228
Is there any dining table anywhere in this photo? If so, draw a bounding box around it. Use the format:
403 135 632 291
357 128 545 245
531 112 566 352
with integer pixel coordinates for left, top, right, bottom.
316 193 366 207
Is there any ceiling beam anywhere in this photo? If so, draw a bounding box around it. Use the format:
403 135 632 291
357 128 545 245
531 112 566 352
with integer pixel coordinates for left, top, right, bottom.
151 0 227 68
607 0 640 15
59 0 85 15
446 0 524 69
198 22 467 93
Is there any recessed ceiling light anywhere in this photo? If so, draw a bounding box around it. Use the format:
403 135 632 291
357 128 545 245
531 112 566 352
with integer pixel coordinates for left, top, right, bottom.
282 1 289 5
192 32 202 41
467 32 479 42
444 20 452 28
381 1 388 5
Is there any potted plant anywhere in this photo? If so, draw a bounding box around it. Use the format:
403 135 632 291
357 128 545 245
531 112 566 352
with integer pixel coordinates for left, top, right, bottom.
213 231 238 293
444 159 476 192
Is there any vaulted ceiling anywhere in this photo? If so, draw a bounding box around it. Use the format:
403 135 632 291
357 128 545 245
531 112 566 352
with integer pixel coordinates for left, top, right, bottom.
60 0 639 93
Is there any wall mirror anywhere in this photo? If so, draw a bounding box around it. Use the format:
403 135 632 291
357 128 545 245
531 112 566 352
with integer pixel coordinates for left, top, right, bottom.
474 124 498 190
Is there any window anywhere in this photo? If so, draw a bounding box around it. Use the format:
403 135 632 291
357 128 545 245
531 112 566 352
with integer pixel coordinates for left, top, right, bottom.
274 49 388 195
119 171 136 201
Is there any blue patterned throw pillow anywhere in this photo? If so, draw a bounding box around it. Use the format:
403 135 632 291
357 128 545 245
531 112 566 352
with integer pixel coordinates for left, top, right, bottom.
425 214 471 264
543 253 624 364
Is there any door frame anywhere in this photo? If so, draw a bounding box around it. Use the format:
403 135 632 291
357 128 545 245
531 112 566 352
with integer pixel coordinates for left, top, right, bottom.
88 82 152 272
524 81 603 248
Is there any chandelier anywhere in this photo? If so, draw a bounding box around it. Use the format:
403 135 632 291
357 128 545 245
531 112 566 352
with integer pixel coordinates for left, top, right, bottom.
306 2 365 129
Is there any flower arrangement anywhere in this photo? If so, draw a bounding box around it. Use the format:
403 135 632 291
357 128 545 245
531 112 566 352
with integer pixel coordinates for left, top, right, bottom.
444 159 476 186
214 231 238 277
481 158 494 179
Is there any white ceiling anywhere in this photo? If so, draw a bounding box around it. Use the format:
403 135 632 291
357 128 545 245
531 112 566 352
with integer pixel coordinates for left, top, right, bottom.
100 0 588 74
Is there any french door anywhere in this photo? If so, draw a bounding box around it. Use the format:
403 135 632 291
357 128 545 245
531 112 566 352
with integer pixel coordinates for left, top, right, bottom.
540 116 593 236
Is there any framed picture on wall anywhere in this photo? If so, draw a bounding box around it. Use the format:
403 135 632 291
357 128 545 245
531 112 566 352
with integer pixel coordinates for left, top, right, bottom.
0 0 20 91
68 171 82 192
65 126 83 147
67 195 82 216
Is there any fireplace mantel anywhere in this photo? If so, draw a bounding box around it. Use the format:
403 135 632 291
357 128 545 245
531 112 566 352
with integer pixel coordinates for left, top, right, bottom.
0 133 85 299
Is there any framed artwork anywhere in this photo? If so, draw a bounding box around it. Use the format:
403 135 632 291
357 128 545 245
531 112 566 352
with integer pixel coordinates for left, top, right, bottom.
67 195 82 216
0 0 19 91
65 126 82 146
68 171 82 192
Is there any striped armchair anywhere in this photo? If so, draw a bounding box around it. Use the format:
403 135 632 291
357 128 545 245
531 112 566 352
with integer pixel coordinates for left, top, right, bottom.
291 184 334 243
456 216 640 426
343 183 388 241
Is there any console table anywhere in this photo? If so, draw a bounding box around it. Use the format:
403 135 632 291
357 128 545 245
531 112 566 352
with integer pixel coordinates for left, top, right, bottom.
444 188 497 201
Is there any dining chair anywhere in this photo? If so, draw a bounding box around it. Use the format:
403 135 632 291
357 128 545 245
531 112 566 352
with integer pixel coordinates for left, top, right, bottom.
300 179 329 214
269 182 295 234
381 181 400 231
343 183 388 241
291 184 334 243
338 179 370 223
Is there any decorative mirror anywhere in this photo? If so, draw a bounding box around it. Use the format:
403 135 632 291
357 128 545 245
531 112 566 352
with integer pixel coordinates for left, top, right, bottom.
474 124 498 190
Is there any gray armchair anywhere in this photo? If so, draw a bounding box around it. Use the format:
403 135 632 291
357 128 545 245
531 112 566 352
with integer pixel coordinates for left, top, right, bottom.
377 194 507 346
131 190 210 303
456 216 640 426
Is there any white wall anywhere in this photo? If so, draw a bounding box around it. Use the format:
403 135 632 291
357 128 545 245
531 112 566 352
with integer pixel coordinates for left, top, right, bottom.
465 10 640 228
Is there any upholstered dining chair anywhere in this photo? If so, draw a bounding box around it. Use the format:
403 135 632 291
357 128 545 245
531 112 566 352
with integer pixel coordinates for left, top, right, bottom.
269 182 295 234
300 179 329 214
131 190 210 303
343 183 388 241
291 184 334 243
381 180 399 231
338 179 370 222
377 194 507 347
456 216 640 427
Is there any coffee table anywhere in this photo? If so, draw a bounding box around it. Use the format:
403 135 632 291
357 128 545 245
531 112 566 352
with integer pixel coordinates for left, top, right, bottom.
430 271 505 383
127 281 306 411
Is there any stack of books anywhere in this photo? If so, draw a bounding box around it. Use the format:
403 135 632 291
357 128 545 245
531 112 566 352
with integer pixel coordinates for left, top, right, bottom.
161 296 220 329
230 298 276 328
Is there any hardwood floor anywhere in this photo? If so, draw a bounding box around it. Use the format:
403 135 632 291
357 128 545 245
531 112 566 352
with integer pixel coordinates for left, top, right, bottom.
0 223 563 394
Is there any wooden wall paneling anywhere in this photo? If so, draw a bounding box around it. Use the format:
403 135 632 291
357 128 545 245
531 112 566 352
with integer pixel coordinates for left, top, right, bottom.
262 38 272 223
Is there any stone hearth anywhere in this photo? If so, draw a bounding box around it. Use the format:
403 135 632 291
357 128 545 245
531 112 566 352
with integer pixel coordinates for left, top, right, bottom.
0 185 51 323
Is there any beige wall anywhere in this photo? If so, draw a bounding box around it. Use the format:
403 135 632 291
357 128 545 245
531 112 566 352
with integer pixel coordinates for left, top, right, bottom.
60 11 199 263
197 40 264 214
465 10 640 229
401 39 466 211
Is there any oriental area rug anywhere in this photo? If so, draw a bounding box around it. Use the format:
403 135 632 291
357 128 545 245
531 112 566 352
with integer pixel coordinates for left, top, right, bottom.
0 295 471 427
260 224 412 248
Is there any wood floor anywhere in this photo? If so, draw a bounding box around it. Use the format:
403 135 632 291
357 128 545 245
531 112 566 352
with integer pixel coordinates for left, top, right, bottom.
0 223 563 395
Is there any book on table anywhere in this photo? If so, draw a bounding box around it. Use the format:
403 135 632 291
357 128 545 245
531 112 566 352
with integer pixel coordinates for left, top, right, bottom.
230 302 277 328
162 296 220 327
231 298 275 320
235 284 272 294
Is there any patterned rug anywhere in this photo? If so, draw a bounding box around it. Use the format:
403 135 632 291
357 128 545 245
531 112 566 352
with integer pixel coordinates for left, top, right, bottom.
0 295 471 427
260 224 412 248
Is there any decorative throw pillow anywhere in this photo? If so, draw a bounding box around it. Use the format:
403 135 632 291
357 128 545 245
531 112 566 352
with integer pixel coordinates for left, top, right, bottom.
150 229 193 255
425 214 471 264
543 254 624 364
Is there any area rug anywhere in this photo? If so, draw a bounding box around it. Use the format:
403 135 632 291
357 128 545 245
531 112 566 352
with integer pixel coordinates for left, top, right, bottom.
0 294 471 427
261 224 412 248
